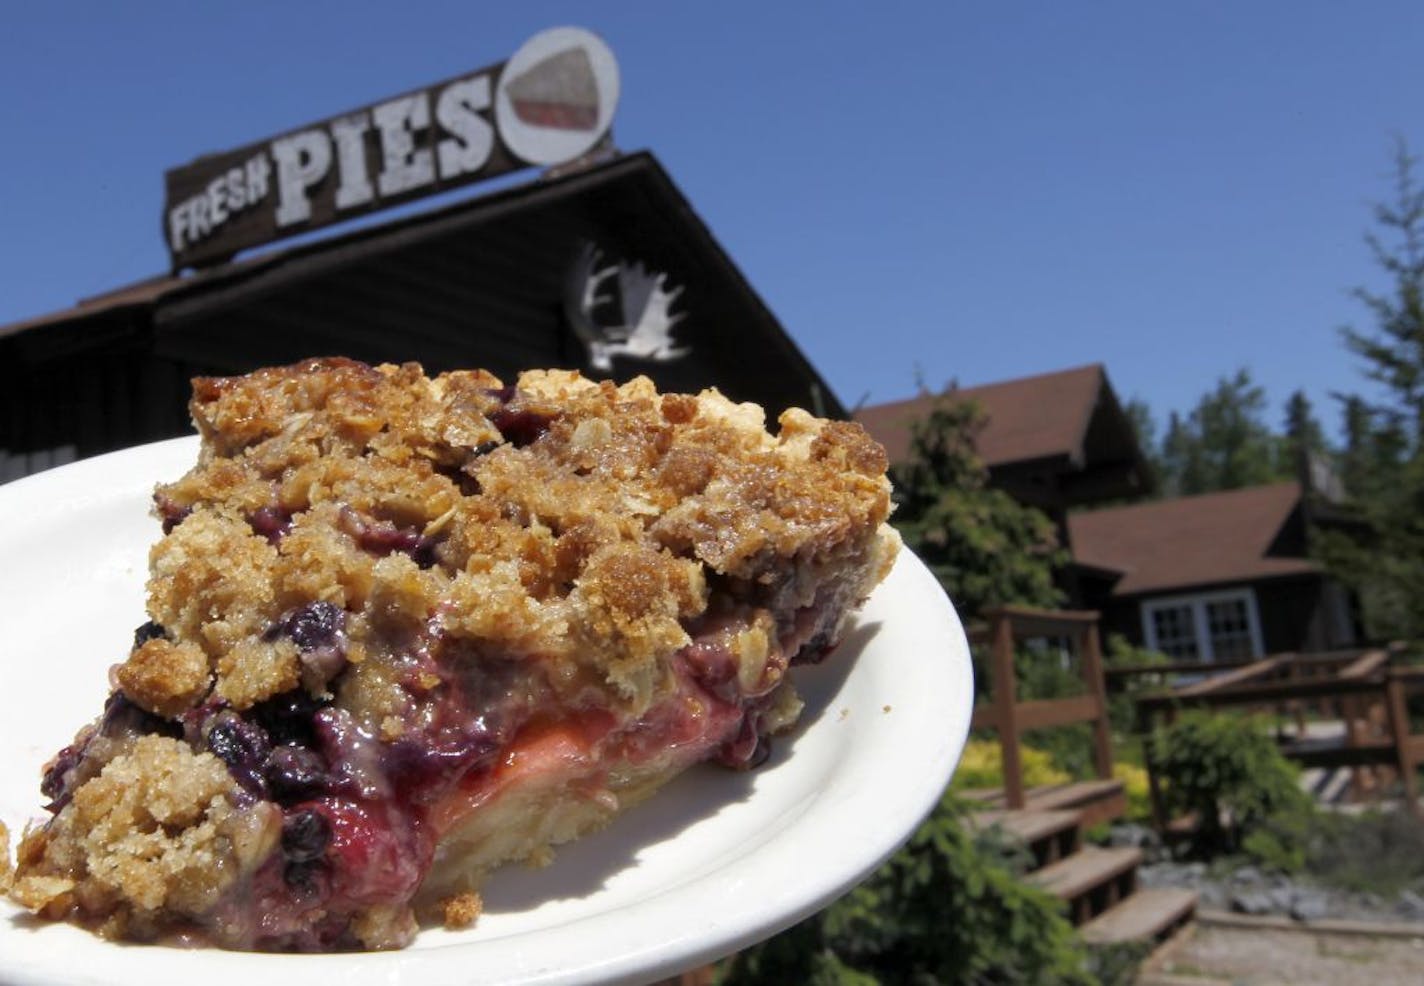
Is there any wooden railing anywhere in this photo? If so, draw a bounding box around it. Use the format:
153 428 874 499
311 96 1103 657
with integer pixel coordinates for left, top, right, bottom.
968 606 1114 810
1132 645 1424 827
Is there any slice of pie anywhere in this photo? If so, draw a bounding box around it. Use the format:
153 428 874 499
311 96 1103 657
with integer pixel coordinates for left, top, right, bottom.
5 358 898 951
506 46 600 131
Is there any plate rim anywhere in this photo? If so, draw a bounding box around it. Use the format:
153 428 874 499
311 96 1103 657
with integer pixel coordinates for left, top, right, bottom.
0 437 972 986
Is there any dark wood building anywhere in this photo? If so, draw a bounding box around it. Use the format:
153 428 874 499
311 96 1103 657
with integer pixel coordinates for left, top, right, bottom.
856 366 1358 659
854 364 1155 604
1068 482 1357 660
854 364 1154 521
0 152 841 483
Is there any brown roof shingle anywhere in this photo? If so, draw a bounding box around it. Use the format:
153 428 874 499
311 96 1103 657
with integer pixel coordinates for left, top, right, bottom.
1067 481 1319 597
853 364 1106 468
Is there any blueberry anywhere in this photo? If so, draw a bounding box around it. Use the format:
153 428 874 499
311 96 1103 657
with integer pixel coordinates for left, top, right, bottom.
281 809 331 863
100 691 182 741
40 742 85 806
132 621 168 649
206 713 272 796
410 538 440 570
282 601 344 653
155 494 191 534
248 505 292 545
283 859 330 899
265 745 329 801
250 690 328 748
489 406 553 448
338 510 441 570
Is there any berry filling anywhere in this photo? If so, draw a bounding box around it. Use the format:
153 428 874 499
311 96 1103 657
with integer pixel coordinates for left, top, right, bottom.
33 601 802 950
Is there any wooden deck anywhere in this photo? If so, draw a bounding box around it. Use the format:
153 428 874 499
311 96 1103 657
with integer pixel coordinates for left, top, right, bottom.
967 606 1116 812
963 606 1196 947
1130 646 1424 825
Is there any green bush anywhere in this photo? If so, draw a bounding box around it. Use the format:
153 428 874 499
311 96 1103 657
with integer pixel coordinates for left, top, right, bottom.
1239 811 1310 873
1013 641 1088 701
717 790 1098 986
1155 712 1311 857
1102 635 1169 738
891 395 1066 622
951 737 1071 791
1244 808 1424 895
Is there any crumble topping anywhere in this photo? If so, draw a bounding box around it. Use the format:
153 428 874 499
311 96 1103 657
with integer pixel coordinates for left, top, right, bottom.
441 891 483 929
0 820 11 894
9 358 898 951
116 638 210 718
11 736 277 928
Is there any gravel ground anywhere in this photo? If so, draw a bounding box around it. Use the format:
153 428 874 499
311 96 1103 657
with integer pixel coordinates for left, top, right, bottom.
1149 923 1424 986
1105 817 1424 985
1137 858 1424 924
1106 822 1424 925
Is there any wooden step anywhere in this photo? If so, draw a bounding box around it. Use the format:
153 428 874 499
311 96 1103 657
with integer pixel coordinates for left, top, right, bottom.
958 786 1002 803
1080 887 1198 945
973 808 1081 845
1029 845 1141 901
968 808 1082 867
961 779 1127 828
1029 845 1141 923
1030 779 1125 828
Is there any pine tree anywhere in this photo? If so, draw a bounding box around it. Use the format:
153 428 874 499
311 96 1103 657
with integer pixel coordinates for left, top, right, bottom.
1124 396 1163 489
1319 141 1424 639
1281 390 1327 481
890 392 1065 619
1341 140 1424 445
1156 370 1283 496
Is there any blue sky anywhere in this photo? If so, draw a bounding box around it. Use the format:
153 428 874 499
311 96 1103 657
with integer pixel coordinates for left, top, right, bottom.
3 2 1422 441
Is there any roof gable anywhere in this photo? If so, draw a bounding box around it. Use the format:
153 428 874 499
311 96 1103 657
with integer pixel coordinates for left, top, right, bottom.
1067 481 1319 597
853 364 1151 504
854 364 1107 467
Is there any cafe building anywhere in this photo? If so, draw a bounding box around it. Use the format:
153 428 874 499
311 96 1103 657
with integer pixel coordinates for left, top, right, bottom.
0 28 841 483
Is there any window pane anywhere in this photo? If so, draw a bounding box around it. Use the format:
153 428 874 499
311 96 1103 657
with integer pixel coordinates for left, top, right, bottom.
1206 597 1255 660
1150 604 1199 660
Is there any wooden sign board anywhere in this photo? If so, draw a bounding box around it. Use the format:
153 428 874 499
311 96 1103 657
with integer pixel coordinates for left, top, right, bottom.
163 27 618 270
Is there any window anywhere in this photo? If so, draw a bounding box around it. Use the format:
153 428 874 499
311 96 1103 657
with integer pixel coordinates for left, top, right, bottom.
1141 589 1263 663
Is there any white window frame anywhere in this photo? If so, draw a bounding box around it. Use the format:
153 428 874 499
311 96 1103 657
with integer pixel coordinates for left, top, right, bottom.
1140 587 1264 663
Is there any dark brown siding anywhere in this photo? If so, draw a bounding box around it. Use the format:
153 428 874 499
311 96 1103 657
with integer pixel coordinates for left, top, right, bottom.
0 154 842 485
1255 576 1345 653
1101 575 1355 659
1099 598 1145 650
0 313 213 482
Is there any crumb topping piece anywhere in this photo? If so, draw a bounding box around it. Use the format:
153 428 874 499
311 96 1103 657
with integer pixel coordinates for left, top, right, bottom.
11 736 278 923
441 891 483 929
116 638 210 717
0 820 12 894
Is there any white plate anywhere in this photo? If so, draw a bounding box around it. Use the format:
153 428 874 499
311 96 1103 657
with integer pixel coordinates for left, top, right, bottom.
0 437 972 986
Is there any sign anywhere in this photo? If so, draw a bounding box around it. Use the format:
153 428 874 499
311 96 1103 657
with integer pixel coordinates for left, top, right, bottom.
162 27 619 270
563 242 690 371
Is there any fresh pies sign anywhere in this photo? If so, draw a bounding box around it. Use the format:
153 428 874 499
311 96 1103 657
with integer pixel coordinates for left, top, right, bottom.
162 27 619 270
